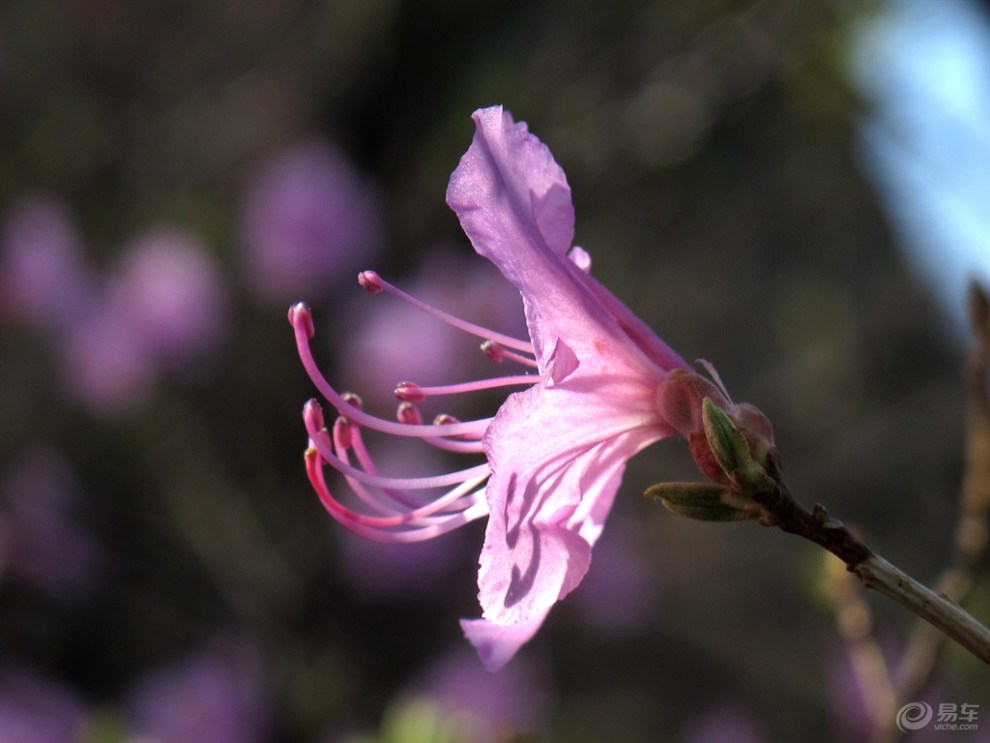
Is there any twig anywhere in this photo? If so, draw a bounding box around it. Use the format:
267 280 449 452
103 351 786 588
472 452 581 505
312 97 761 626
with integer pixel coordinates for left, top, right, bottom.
750 479 990 665
854 554 990 664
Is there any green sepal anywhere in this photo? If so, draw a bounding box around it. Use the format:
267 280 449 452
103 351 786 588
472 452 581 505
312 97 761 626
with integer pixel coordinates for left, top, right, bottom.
645 481 747 522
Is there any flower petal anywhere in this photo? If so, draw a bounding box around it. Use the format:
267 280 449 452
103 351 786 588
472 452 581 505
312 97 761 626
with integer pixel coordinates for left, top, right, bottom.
447 105 574 265
473 349 671 637
445 106 597 363
447 106 688 376
460 608 550 673
575 267 689 372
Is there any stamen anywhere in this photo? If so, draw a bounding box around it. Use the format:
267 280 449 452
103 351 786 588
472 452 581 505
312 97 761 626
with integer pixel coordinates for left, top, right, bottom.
358 270 385 293
397 401 423 425
305 449 488 543
342 391 364 409
289 274 526 544
288 302 315 337
395 375 536 401
343 420 432 510
333 416 353 450
328 421 405 517
355 270 533 353
421 437 486 454
395 407 486 454
340 417 483 510
481 340 504 363
291 307 492 440
328 423 486 518
304 405 490 490
395 381 426 403
481 340 539 369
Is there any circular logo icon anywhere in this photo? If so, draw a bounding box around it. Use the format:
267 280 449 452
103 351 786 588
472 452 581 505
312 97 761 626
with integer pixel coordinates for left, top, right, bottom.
896 702 934 732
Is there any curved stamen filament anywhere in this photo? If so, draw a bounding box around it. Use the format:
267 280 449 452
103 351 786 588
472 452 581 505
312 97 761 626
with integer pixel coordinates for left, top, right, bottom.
331 418 486 517
393 405 486 454
358 270 533 353
482 340 539 368
395 375 537 402
327 439 487 523
420 436 486 454
306 449 489 543
291 305 492 440
328 421 403 516
305 410 491 490
290 273 528 543
343 420 439 509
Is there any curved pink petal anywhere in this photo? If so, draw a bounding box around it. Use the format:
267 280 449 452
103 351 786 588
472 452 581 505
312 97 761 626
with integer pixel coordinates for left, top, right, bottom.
446 106 574 264
446 106 688 375
473 344 672 632
460 609 550 673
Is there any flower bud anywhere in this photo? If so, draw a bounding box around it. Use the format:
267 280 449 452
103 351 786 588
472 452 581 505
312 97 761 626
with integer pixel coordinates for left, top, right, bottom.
657 367 777 489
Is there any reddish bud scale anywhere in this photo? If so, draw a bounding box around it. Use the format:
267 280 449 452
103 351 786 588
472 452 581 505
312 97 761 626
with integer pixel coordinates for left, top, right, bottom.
689 431 733 486
657 368 776 486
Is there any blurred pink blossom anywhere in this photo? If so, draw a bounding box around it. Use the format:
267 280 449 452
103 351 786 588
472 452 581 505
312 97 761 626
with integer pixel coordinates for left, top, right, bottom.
106 228 227 367
413 648 548 743
57 227 226 415
126 645 268 743
60 303 158 415
0 195 94 332
1 193 227 416
0 666 87 743
241 140 382 304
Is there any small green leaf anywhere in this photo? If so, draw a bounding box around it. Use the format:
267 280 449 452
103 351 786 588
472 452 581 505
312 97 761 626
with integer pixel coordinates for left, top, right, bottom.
645 481 746 522
664 500 748 521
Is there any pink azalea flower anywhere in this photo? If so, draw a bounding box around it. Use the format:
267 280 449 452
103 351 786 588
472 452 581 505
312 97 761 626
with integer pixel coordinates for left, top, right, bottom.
289 106 693 671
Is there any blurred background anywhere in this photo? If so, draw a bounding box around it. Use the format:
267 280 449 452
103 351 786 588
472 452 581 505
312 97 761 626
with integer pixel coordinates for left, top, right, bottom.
1 0 988 741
